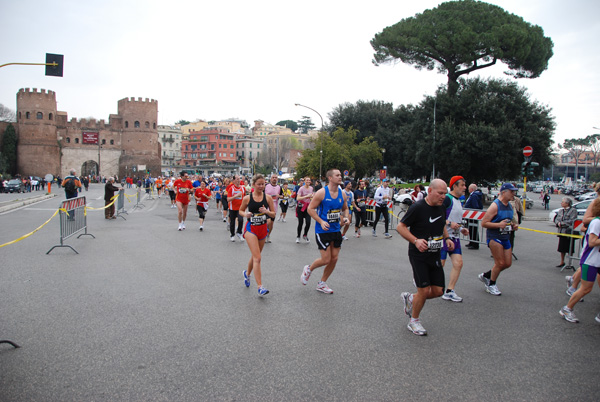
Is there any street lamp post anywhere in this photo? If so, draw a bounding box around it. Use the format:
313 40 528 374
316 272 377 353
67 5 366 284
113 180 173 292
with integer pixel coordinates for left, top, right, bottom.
295 103 324 180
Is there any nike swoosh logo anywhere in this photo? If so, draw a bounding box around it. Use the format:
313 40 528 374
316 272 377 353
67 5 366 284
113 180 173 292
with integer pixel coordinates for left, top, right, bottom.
429 216 442 223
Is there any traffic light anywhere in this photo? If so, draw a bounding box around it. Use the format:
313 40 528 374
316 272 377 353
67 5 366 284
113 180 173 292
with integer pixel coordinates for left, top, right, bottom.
527 162 539 176
521 162 528 176
45 53 64 77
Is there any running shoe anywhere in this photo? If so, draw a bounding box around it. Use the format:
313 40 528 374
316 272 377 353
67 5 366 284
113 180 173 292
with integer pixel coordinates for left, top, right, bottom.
243 270 250 287
401 292 413 318
277 216 281 221
223 217 227 222
384 233 392 239
565 275 573 288
595 312 600 323
486 284 502 296
559 306 579 323
478 273 490 287
303 235 310 243
342 235 348 241
199 226 203 231
358 228 361 237
182 222 186 230
566 287 575 297
266 235 271 243
296 237 300 243
355 232 359 238
407 319 427 336
282 218 286 222
237 233 244 241
258 286 269 296
316 281 333 294
230 236 236 242
301 264 311 285
372 229 377 237
178 223 183 231
441 290 463 302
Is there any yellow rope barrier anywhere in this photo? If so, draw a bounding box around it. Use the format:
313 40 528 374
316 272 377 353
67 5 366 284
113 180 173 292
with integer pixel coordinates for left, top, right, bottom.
0 209 60 248
518 227 583 239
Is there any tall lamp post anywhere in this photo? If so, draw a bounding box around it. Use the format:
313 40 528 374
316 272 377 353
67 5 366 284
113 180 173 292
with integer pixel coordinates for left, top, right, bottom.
295 103 324 181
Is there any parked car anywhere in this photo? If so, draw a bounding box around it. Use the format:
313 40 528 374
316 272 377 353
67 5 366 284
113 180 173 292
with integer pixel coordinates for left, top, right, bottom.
515 195 534 209
5 179 24 193
549 200 591 223
576 191 597 201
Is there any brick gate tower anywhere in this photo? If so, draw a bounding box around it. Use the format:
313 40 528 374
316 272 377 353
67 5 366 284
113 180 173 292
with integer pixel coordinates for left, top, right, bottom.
16 88 60 177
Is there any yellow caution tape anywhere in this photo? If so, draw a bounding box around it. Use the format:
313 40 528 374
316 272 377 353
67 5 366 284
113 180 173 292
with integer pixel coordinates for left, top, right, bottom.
518 227 583 239
85 195 118 211
0 209 60 248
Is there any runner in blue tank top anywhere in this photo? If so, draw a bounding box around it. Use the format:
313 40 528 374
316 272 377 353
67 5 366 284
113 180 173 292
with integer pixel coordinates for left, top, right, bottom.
300 169 350 294
479 183 519 296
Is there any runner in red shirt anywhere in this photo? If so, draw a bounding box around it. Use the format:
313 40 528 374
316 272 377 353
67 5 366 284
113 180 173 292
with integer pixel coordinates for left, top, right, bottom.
194 181 212 231
227 175 246 241
173 172 194 231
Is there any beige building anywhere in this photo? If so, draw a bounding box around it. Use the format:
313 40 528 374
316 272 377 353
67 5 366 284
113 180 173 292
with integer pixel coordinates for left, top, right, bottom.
236 134 265 174
158 125 183 176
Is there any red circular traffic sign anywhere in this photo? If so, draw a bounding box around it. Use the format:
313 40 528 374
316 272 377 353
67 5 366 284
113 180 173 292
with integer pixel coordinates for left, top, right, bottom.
523 146 533 157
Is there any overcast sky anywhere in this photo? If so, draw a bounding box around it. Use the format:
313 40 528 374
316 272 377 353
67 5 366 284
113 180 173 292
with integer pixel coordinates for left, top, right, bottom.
1 0 599 146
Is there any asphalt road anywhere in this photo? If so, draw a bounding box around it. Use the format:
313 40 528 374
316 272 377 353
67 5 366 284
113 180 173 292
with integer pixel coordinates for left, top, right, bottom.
0 185 598 401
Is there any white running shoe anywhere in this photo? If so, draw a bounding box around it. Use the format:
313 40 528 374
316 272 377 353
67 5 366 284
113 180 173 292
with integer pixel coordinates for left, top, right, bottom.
384 233 392 239
282 218 286 222
182 222 186 230
199 226 204 231
486 284 502 296
560 306 579 323
230 236 236 242
407 319 427 336
441 290 463 302
342 235 348 241
266 235 271 243
478 273 490 287
178 223 183 231
237 233 244 241
301 265 311 285
303 235 310 243
296 237 300 243
316 281 333 294
401 292 413 317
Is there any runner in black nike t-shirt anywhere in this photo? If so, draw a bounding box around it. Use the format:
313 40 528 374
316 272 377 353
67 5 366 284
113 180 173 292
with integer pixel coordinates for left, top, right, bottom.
396 179 454 336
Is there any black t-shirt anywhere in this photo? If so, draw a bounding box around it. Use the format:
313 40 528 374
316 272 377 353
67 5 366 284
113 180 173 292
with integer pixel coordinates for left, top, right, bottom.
401 199 446 256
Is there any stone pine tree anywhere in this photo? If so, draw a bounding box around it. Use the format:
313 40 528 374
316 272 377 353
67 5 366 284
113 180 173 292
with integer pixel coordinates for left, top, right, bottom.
371 0 554 95
1 124 18 175
297 116 316 134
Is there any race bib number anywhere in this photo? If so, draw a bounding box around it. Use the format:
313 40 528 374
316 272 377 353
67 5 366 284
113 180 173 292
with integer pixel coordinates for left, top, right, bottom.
250 214 267 225
327 209 341 223
500 225 512 235
178 188 187 194
427 236 443 252
358 201 366 208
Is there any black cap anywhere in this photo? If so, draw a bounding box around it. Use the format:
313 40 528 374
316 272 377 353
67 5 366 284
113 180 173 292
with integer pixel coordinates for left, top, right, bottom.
45 53 64 77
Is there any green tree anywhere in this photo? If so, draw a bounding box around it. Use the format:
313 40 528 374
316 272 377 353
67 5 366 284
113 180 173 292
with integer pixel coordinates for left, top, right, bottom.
405 77 555 183
327 100 414 177
295 128 381 179
1 124 18 175
276 120 299 132
371 0 554 95
175 119 190 126
585 134 600 174
297 116 316 134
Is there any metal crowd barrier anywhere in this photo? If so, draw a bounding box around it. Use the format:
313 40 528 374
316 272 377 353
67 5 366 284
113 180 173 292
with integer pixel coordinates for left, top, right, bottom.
47 196 95 254
460 208 486 245
564 220 583 272
116 189 128 220
131 188 145 211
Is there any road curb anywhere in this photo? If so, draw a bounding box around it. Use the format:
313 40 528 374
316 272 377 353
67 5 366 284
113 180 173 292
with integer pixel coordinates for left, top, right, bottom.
0 193 58 213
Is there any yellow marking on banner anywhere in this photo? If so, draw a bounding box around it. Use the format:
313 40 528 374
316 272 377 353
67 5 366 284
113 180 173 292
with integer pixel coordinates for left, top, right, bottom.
0 209 60 248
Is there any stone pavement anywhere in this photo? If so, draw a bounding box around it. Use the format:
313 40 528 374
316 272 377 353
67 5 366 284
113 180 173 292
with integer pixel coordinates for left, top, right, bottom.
0 184 598 401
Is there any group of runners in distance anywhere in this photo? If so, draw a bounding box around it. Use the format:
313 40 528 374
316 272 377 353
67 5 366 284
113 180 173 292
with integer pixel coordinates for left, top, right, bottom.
151 170 599 335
